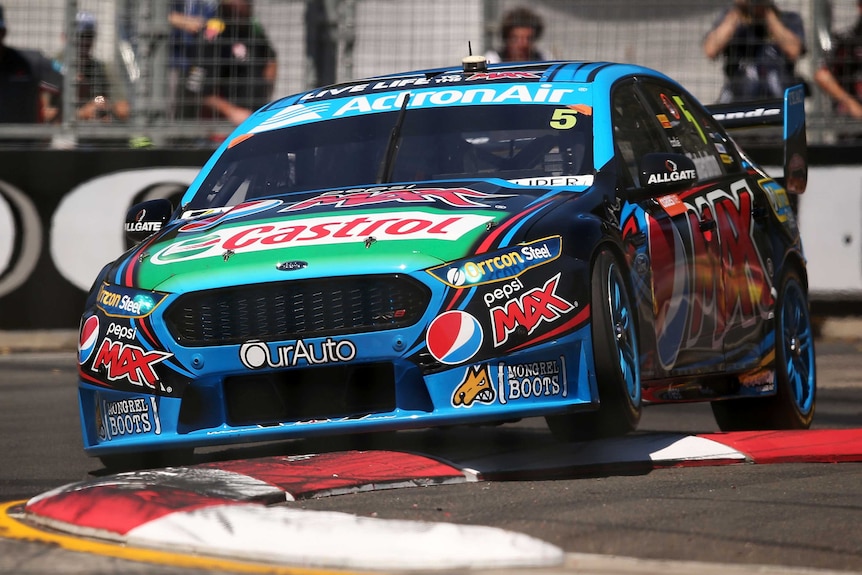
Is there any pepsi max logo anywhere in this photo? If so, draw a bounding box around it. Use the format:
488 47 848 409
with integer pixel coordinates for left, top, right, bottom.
425 310 483 365
79 315 100 365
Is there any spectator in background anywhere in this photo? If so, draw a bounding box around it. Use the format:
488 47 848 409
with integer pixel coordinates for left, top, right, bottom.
485 7 551 64
703 0 805 103
814 0 862 119
168 0 217 119
180 0 277 125
0 4 60 124
52 11 129 122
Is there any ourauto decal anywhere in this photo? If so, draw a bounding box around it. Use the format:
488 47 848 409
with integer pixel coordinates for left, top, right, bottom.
239 338 357 369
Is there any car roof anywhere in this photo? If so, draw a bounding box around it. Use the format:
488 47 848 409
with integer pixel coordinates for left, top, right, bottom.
262 60 677 112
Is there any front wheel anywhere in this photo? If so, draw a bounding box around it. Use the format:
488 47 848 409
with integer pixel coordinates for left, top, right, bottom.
546 248 641 441
711 266 815 430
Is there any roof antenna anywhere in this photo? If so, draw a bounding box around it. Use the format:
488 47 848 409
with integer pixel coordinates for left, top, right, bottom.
462 41 487 73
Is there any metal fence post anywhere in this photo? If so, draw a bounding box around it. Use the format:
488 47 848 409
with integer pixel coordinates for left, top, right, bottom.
61 0 78 141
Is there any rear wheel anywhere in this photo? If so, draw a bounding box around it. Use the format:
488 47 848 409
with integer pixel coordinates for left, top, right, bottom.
546 248 641 441
711 267 815 430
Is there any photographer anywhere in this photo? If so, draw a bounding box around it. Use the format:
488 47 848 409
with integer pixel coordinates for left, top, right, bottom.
703 0 805 103
814 0 862 119
51 12 129 123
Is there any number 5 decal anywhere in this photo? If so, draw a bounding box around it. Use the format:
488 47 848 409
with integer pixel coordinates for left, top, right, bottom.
550 108 578 130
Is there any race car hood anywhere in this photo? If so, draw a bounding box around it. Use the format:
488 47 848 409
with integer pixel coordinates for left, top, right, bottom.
122 181 583 292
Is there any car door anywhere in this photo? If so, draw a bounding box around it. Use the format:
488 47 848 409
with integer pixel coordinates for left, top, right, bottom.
612 79 725 379
637 80 773 374
646 84 775 371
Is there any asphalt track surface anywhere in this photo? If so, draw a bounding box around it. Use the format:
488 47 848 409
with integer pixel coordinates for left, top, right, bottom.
1 328 861 574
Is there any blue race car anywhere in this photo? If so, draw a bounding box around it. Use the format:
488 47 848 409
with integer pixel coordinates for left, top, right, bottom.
78 58 815 468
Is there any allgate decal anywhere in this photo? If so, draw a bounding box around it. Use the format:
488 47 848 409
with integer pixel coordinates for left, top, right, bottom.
281 187 514 212
489 272 577 347
646 168 696 185
151 211 494 265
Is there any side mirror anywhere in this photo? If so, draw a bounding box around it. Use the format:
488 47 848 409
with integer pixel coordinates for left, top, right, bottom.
638 153 698 193
125 199 172 244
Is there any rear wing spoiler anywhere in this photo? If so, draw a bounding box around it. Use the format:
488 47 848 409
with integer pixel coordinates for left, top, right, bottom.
706 84 807 194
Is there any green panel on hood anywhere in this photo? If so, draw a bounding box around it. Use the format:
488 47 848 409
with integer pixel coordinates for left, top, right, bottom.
133 207 501 291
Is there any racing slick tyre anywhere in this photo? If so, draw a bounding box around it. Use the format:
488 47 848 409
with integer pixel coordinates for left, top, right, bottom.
711 266 816 430
546 248 641 441
99 448 194 471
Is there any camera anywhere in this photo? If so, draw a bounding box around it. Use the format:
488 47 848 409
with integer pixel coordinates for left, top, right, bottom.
739 0 774 22
741 0 774 10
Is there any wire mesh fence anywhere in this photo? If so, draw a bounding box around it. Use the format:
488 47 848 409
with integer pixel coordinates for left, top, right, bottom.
0 0 858 149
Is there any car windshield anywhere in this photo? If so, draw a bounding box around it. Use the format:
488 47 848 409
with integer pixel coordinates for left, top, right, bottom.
187 103 593 210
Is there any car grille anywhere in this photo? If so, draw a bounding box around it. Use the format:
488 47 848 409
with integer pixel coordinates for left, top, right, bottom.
164 275 430 346
222 363 397 426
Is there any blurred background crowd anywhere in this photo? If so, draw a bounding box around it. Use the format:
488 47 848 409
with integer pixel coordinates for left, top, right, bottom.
0 0 860 149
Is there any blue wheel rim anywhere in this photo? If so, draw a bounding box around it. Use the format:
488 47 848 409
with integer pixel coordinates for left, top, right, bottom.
781 278 815 415
609 263 640 405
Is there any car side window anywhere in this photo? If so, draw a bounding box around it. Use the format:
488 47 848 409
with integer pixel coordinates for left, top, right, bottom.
611 82 669 188
639 82 742 180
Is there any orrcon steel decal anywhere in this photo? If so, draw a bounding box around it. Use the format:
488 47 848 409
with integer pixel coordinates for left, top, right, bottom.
427 236 562 288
